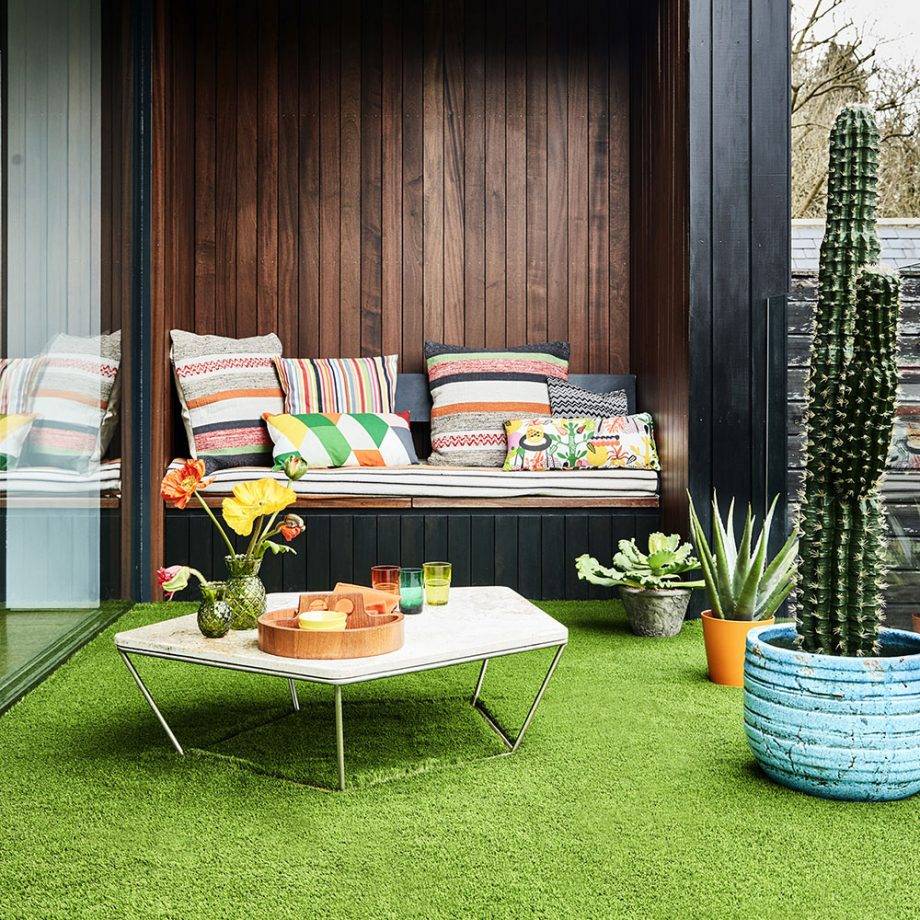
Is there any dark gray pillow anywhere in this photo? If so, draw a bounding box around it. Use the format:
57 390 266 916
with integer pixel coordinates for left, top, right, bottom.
547 377 628 418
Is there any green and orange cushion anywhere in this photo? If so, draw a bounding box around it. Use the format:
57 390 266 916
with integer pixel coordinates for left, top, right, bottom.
0 413 36 471
170 330 284 473
263 412 419 469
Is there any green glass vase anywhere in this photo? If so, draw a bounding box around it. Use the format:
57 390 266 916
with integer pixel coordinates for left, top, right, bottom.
224 554 266 630
197 581 232 638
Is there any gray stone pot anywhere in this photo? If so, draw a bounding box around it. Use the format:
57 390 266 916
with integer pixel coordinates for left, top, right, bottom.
619 586 691 638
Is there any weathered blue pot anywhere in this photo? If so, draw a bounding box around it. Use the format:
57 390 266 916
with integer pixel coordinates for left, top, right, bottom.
744 623 920 801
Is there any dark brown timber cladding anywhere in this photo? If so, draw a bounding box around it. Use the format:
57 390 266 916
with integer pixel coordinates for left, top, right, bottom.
150 0 639 589
153 0 630 376
629 0 689 535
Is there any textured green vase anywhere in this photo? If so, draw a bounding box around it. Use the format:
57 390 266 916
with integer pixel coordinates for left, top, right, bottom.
196 582 232 639
224 554 266 630
796 105 902 657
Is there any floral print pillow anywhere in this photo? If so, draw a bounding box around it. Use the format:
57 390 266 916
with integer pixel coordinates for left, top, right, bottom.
503 414 660 472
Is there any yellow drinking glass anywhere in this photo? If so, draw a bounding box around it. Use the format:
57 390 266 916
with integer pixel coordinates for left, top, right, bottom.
423 562 452 606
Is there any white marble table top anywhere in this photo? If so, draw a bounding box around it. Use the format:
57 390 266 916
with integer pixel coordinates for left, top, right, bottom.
115 586 568 684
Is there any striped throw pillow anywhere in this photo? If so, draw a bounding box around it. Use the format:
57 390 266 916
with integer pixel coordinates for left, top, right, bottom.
263 412 419 469
25 332 121 470
425 341 570 467
170 330 284 472
275 355 398 414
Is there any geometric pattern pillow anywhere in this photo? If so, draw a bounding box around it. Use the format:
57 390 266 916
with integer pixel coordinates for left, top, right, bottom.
425 341 570 467
0 413 35 471
503 413 660 471
170 330 284 472
275 355 398 415
263 412 419 469
24 331 121 470
548 377 628 418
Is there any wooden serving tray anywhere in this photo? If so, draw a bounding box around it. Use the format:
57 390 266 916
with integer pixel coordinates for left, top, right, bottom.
257 592 405 660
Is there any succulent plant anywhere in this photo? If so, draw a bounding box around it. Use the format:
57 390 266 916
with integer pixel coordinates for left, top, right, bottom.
576 533 704 591
688 494 798 621
796 105 902 656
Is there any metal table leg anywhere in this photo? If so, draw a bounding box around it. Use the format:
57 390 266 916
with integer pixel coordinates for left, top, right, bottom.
289 678 300 712
472 643 565 753
334 685 346 791
119 651 185 755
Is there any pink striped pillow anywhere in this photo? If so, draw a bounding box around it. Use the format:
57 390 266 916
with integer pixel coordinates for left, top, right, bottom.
275 355 398 415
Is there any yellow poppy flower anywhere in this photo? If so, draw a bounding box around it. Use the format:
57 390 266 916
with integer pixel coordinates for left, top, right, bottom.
221 478 296 536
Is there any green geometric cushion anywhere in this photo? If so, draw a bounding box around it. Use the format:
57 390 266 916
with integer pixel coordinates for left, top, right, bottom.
263 412 419 469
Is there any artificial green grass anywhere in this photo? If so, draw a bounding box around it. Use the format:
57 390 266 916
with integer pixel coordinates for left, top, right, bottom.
0 601 915 919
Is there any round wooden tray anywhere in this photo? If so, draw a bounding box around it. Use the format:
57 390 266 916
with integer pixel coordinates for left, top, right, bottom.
257 593 404 660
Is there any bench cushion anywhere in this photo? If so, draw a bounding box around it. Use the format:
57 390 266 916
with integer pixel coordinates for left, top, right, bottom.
169 460 657 499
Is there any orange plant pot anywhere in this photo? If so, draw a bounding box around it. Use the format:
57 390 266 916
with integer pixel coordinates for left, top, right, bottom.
701 610 774 687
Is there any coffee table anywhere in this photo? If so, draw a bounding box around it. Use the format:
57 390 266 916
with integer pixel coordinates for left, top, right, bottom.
114 586 567 790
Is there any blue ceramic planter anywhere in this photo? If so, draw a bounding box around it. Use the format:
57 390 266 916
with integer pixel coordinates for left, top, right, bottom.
744 624 920 801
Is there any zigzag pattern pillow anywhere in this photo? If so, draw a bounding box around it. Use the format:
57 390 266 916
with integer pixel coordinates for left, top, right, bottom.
171 330 284 472
425 341 570 467
263 412 419 469
548 377 628 418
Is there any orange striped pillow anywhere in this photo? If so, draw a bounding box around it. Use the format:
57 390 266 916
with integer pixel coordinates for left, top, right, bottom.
274 356 398 415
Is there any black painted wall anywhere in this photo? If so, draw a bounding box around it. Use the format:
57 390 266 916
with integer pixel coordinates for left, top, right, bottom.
166 509 660 601
688 0 791 541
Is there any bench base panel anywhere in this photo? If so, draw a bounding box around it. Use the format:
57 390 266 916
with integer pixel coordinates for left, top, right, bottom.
166 507 661 601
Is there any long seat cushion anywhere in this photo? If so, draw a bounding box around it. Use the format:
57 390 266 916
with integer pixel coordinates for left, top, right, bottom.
166 459 658 498
0 459 121 494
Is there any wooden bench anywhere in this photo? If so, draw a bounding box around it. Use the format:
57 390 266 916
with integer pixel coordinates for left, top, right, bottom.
165 372 661 599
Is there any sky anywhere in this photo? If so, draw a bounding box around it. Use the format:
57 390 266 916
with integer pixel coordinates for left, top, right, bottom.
795 0 920 69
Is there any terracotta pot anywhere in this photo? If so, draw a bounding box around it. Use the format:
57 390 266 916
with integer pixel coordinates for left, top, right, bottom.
913 613 920 635
701 611 774 687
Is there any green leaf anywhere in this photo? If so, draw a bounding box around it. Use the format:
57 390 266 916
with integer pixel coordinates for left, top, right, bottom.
709 494 736 610
688 493 723 617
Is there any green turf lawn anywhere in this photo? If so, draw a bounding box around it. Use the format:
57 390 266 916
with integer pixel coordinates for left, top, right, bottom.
0 601 915 919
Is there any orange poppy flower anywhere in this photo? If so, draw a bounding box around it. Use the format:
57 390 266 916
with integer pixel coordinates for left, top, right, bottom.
161 459 211 509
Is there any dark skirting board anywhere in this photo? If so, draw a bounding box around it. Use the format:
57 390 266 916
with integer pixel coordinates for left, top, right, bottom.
165 506 660 601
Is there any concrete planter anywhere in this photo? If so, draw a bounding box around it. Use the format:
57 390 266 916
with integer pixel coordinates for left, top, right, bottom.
619 587 691 638
744 623 920 801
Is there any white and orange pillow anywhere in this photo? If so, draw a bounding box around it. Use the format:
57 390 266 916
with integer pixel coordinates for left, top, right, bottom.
25 332 121 469
424 341 570 467
170 330 284 472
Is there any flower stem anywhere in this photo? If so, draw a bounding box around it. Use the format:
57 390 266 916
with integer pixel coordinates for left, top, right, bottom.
195 493 237 556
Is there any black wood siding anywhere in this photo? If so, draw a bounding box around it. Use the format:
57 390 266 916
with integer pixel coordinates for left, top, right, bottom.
688 0 790 540
165 508 660 601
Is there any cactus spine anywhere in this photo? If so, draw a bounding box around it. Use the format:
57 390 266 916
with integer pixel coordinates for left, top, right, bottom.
796 106 902 657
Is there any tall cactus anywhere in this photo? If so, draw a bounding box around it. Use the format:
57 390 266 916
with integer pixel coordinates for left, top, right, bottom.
796 105 902 657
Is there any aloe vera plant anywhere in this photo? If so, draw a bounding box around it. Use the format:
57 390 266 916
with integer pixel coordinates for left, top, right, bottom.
688 494 798 621
576 533 704 591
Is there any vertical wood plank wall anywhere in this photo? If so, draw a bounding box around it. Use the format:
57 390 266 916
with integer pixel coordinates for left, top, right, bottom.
628 0 689 534
154 0 630 378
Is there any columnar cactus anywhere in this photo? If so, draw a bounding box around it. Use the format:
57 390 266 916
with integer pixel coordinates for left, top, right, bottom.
796 106 902 657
